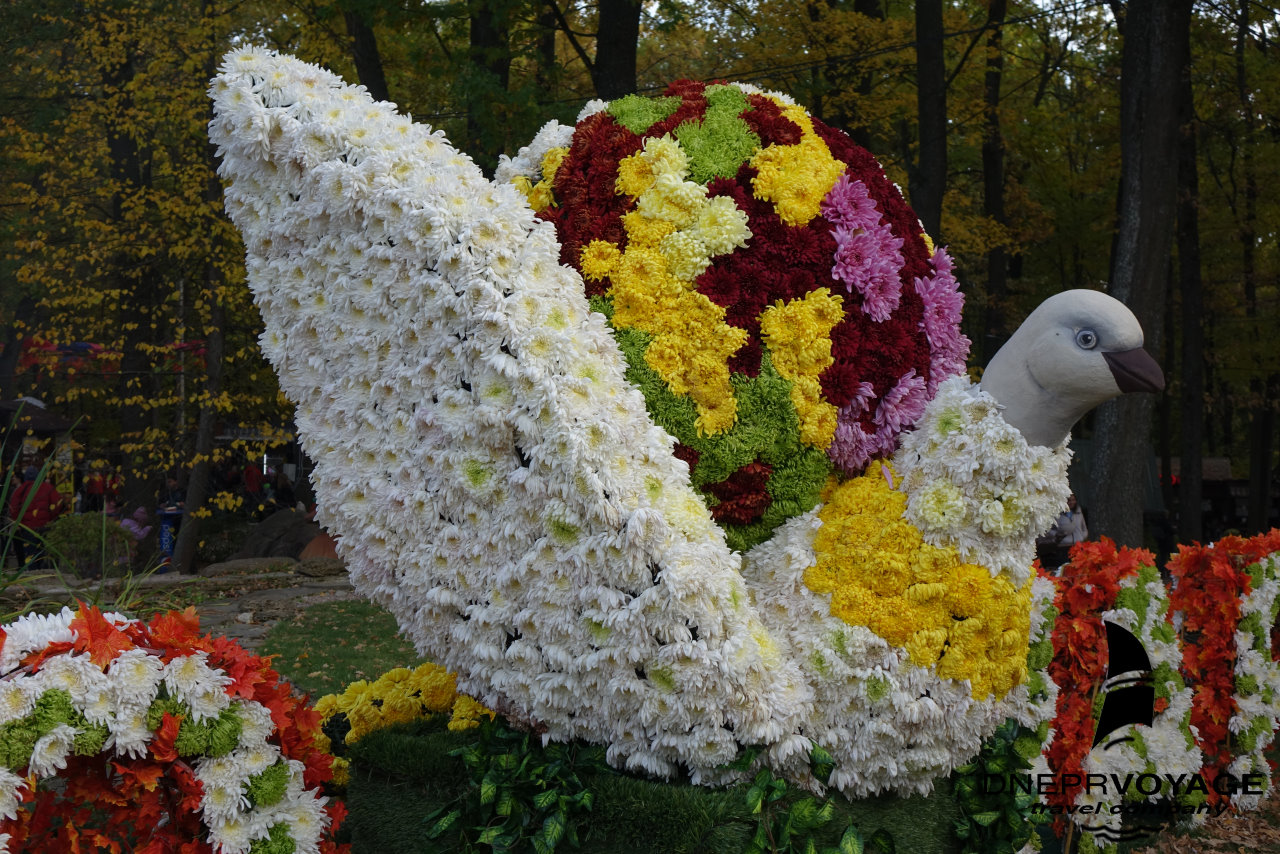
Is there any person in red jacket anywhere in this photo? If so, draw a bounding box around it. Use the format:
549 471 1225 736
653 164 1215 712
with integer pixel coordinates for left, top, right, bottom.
8 467 67 569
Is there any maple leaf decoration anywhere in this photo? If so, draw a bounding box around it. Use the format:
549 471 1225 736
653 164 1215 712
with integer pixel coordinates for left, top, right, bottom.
70 603 136 667
147 607 203 653
151 712 182 763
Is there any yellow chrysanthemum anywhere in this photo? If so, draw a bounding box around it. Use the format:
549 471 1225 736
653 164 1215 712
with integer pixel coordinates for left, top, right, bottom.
448 695 497 731
691 195 752 255
514 145 569 213
616 135 689 198
806 471 1033 699
749 101 846 227
610 232 747 436
760 288 845 448
622 211 678 248
313 661 496 763
580 240 622 281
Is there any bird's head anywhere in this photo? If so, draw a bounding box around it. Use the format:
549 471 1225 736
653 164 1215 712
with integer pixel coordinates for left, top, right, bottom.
980 289 1164 447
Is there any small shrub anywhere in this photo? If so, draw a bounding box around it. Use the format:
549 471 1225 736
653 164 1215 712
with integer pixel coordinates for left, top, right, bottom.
42 513 134 578
195 514 255 564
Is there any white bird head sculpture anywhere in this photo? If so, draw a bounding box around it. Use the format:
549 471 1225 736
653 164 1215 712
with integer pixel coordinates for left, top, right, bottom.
209 51 1162 800
980 289 1164 447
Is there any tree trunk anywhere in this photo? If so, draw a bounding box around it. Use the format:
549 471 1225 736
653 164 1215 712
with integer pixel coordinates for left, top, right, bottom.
173 82 229 575
911 0 947 239
0 294 37 403
344 8 391 103
981 0 1008 365
1234 0 1271 534
593 0 639 99
104 51 160 542
467 0 512 174
848 0 886 151
1090 0 1190 547
536 4 559 97
171 291 223 575
1176 28 1204 543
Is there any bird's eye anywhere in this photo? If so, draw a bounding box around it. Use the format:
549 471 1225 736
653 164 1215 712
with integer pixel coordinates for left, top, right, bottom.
1075 328 1098 350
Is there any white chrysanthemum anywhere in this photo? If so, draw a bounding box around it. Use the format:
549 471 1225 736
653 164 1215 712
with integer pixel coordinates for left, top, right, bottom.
108 648 165 707
0 678 38 725
897 377 1071 585
106 703 153 758
206 812 254 854
29 723 78 777
577 98 609 122
0 766 27 822
691 196 752 256
195 755 253 823
164 653 233 719
236 701 276 746
38 653 110 709
0 607 75 674
735 81 797 105
494 119 575 186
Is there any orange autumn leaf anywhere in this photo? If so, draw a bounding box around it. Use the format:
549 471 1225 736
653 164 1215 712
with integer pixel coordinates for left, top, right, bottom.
146 607 204 653
113 759 165 793
69 603 135 667
150 712 182 763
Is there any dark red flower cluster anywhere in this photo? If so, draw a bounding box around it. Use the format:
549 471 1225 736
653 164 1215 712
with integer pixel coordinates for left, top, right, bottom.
706 460 774 525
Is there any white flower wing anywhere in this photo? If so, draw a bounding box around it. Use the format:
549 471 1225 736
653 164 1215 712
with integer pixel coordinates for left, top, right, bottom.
209 48 810 779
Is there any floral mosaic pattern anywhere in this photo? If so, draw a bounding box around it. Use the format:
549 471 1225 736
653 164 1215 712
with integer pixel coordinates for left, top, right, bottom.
209 49 1053 798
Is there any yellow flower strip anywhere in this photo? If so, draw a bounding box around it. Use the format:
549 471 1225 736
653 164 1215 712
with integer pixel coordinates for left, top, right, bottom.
759 288 845 449
749 102 847 227
806 471 1032 700
593 137 752 435
314 662 495 785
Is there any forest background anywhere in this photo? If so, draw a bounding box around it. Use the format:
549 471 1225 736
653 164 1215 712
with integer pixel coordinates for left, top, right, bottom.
1 0 1276 572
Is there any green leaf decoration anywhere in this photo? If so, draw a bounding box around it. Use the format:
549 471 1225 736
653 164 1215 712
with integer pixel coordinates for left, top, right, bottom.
542 811 567 848
838 825 865 854
866 828 896 854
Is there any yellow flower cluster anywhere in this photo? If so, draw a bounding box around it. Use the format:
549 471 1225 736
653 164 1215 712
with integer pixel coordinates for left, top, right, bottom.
586 135 753 435
512 146 569 212
749 101 847 227
759 288 845 448
314 662 494 785
805 471 1033 699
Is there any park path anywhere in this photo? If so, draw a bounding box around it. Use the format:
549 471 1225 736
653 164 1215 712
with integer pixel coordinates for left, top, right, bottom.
17 559 361 652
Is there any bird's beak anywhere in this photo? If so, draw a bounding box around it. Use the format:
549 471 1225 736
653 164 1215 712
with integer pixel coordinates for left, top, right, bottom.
1103 348 1165 394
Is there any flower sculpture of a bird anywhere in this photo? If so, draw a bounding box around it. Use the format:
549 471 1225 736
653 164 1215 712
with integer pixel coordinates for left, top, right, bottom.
208 50 1164 797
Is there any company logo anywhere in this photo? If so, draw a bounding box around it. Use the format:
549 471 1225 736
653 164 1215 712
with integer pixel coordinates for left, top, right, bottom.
1092 620 1154 752
976 621 1260 844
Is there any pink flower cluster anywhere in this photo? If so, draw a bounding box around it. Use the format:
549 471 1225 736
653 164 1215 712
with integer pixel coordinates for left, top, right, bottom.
914 249 969 394
821 175 905 322
828 371 929 472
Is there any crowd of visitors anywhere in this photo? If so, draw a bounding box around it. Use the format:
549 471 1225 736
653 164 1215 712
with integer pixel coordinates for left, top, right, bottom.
3 453 309 572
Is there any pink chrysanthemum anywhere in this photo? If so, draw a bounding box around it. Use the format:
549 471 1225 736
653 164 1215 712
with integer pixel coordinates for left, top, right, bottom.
873 370 928 436
828 382 887 470
823 176 905 322
820 174 879 230
914 249 970 392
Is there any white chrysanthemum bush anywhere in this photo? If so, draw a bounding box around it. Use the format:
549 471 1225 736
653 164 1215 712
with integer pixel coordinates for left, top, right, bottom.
208 48 1065 798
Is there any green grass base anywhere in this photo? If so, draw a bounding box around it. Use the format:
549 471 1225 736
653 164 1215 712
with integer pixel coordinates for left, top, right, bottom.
260 599 425 697
341 719 962 854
